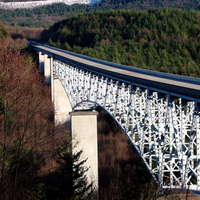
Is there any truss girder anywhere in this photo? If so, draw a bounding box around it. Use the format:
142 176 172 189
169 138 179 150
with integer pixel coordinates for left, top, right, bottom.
53 59 200 191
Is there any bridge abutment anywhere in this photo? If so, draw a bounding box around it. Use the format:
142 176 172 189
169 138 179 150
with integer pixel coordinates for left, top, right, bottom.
69 110 99 190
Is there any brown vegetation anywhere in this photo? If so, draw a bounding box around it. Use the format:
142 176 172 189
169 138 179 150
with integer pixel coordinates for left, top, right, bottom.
0 37 63 199
6 26 49 42
97 107 157 199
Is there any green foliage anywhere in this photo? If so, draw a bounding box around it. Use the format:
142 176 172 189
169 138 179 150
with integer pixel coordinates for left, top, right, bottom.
0 139 42 200
1 0 200 27
32 139 93 200
0 98 13 133
0 140 41 176
47 8 200 77
0 22 9 38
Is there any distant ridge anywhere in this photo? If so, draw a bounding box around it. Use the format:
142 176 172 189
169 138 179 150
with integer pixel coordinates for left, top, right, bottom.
0 0 100 9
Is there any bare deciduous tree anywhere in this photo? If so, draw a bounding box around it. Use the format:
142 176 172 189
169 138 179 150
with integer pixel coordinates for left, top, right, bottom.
0 42 57 200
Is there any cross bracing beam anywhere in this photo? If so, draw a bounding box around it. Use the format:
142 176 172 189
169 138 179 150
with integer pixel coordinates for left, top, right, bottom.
30 42 200 191
53 58 200 191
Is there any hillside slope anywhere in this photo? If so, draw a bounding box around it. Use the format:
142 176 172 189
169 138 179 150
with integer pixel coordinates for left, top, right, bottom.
47 8 200 77
0 0 100 10
0 0 200 26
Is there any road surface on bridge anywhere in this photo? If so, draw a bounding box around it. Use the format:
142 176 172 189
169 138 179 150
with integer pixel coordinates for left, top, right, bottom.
32 43 200 100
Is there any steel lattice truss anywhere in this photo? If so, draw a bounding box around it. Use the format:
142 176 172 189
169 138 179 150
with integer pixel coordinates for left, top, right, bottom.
54 59 200 191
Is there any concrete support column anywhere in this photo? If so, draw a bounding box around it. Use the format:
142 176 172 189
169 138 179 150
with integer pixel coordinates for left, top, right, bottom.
44 54 51 84
50 56 54 102
53 76 72 125
38 52 44 73
70 111 98 190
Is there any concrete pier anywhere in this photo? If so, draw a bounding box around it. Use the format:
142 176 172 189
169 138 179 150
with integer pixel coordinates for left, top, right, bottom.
70 110 98 190
38 52 44 73
44 55 51 84
53 76 72 125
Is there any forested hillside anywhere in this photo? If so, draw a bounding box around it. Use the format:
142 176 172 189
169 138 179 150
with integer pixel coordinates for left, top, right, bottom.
47 8 200 77
0 0 200 26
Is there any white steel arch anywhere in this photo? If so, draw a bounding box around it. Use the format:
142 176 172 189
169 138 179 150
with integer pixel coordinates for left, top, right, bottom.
53 58 200 191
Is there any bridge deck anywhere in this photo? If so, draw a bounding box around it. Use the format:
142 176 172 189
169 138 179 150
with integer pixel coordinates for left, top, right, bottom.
32 43 200 100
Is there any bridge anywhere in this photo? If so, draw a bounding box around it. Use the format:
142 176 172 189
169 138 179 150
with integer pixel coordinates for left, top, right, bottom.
30 42 200 192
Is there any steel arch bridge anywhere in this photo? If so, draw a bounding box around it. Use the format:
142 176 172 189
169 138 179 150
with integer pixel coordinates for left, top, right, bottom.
31 42 200 191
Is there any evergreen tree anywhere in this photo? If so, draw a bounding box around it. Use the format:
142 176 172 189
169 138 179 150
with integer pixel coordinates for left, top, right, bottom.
0 22 9 38
37 139 94 200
